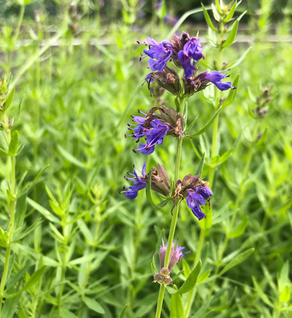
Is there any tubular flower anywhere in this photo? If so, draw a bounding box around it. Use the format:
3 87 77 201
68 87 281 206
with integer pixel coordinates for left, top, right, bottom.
154 239 186 286
135 119 170 155
182 37 204 61
177 51 195 79
120 162 147 199
125 110 147 141
186 187 213 220
203 71 235 91
139 36 173 71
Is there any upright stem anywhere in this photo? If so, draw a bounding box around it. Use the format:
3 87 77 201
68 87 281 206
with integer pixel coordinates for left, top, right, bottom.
208 120 259 295
154 97 185 318
7 5 25 75
0 113 16 316
185 28 224 318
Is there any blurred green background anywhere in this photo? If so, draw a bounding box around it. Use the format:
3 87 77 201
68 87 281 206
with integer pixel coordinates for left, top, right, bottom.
0 0 292 317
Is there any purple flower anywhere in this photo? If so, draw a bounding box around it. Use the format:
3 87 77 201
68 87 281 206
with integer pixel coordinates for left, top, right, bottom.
177 51 195 79
134 119 170 155
139 36 173 71
125 110 148 140
159 239 185 271
186 187 213 220
203 71 235 91
120 162 147 199
183 37 204 61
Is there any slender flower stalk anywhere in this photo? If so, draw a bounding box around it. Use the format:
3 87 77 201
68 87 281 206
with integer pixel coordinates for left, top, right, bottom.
154 97 185 318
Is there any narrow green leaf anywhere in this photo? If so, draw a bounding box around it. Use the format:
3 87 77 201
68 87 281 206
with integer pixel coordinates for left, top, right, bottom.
0 130 9 152
0 228 9 248
222 75 239 107
228 47 252 69
197 270 211 283
2 294 21 318
119 304 128 318
278 261 289 292
185 115 199 134
27 197 59 223
201 4 218 32
146 168 168 209
3 88 15 111
252 276 273 307
18 308 29 318
222 20 239 48
8 130 18 157
60 308 78 318
19 165 50 196
6 262 33 293
170 294 184 318
280 286 290 303
176 260 201 294
227 10 246 31
219 248 254 275
57 145 86 169
182 259 191 278
13 218 43 241
6 266 47 298
188 107 222 137
229 217 248 238
215 0 223 13
83 297 105 314
195 153 205 176
224 0 237 22
151 255 158 276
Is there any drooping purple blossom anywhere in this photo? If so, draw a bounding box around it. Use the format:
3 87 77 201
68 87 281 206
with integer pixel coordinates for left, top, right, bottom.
125 110 148 140
177 51 195 79
186 187 213 220
120 162 147 199
139 36 173 71
134 119 170 155
203 71 235 91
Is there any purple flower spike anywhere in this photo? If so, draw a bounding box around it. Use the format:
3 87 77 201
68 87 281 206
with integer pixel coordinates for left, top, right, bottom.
139 36 173 71
186 186 212 220
183 37 204 61
203 71 235 91
135 119 170 155
120 162 147 199
177 51 195 79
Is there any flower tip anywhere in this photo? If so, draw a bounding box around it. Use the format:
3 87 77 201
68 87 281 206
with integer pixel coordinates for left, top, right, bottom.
124 134 127 138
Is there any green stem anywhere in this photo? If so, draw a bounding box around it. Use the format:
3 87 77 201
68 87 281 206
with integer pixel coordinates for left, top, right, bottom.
154 97 185 318
155 286 165 318
0 114 16 316
208 120 259 296
7 5 25 75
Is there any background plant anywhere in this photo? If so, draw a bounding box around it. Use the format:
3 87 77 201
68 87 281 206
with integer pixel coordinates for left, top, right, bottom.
0 0 291 317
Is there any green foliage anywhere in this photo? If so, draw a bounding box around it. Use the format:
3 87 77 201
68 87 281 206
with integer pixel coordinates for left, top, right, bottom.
0 0 291 317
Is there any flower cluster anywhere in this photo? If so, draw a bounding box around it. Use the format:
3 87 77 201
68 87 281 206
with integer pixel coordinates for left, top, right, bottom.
125 106 184 155
174 174 213 220
121 163 212 221
120 162 171 199
153 239 185 286
139 32 235 96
